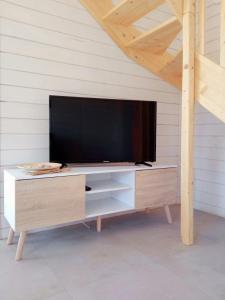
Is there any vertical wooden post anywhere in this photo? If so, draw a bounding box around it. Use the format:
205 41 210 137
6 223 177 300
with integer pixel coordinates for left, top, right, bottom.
181 0 196 245
198 0 205 55
221 0 225 67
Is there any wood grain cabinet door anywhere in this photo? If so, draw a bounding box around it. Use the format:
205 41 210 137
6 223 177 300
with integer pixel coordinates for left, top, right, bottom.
136 168 177 209
15 175 85 231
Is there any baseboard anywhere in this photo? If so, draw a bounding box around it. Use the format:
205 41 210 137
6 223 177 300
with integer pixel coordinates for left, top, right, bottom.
194 201 225 219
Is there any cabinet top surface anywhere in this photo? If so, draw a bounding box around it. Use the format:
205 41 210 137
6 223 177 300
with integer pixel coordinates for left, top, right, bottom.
4 164 177 181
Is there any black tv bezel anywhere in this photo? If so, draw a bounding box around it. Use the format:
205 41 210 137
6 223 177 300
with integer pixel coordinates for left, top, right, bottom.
49 95 157 164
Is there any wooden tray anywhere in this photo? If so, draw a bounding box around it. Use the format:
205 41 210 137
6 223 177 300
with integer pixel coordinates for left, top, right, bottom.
28 168 62 176
17 162 62 172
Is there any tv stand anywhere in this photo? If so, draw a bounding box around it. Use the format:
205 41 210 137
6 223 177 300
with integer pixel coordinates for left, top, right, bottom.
4 165 177 261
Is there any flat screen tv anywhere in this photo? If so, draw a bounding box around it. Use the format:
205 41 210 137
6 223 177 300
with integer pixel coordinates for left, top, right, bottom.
49 96 157 164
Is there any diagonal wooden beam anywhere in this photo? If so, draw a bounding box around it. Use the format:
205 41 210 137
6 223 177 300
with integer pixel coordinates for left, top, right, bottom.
128 48 182 88
195 53 225 122
126 17 181 53
198 94 225 124
103 0 164 25
159 49 182 89
166 0 183 23
195 54 225 96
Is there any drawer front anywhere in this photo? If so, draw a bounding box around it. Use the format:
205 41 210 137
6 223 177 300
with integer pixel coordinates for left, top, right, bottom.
136 168 177 209
15 175 85 231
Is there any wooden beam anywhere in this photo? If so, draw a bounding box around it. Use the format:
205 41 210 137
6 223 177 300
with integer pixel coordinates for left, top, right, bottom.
103 0 164 25
181 0 195 246
195 54 225 122
221 0 225 67
195 54 225 98
198 0 206 55
166 0 183 23
127 17 181 53
129 49 182 88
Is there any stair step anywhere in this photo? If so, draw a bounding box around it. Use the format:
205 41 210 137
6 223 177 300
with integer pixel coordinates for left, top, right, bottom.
159 50 182 89
126 17 181 53
102 0 164 25
166 0 182 23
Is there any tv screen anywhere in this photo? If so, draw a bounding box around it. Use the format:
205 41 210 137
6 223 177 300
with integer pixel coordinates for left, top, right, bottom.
49 96 157 164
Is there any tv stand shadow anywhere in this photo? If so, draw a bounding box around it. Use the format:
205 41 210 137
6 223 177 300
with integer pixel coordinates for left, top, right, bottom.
4 164 177 261
135 161 153 167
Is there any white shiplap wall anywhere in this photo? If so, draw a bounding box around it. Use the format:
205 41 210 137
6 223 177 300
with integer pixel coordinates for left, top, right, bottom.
0 0 181 238
194 1 225 217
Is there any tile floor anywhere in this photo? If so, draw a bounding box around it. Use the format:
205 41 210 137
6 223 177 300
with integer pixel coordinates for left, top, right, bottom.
1 205 225 300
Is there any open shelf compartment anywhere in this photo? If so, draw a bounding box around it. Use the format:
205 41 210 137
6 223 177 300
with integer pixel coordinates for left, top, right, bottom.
85 171 135 218
86 171 134 195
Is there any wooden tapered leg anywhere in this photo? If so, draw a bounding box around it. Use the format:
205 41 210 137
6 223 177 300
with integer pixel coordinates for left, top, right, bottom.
164 205 172 224
7 228 15 245
15 232 27 261
96 216 102 233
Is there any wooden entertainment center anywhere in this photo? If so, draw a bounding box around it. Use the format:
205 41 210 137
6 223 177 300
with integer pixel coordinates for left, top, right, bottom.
4 165 177 261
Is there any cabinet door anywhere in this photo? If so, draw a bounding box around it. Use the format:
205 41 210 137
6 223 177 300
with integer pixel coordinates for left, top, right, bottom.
15 175 85 231
136 169 177 209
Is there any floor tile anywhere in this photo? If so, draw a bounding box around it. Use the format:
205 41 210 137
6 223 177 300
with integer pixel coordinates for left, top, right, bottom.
1 206 225 300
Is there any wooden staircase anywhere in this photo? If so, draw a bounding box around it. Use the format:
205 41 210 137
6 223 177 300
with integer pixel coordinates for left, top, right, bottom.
79 0 225 123
80 0 183 89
